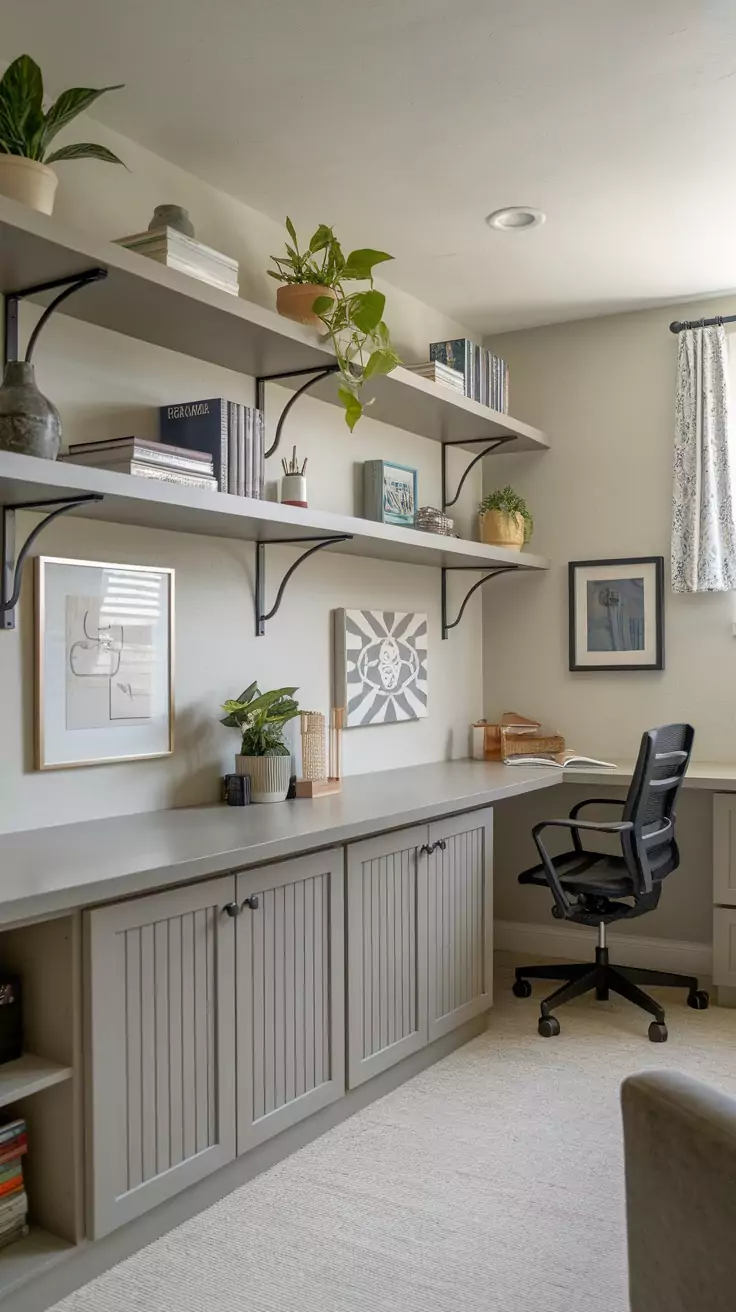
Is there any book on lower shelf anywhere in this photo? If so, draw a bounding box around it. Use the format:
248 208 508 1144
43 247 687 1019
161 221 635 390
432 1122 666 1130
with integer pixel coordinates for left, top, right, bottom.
0 1119 28 1255
503 751 617 770
159 398 264 496
62 437 219 491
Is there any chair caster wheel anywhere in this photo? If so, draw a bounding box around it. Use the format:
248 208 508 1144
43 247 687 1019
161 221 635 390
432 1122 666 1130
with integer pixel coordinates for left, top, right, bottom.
648 1021 668 1043
513 979 532 998
687 990 709 1010
538 1016 560 1038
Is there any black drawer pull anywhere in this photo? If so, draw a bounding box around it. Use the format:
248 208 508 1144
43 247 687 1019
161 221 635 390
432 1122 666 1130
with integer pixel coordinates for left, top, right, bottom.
242 895 260 910
420 839 448 856
222 902 240 918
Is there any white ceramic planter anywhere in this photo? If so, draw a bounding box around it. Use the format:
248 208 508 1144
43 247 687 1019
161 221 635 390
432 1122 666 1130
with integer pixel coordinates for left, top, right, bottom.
280 473 307 507
0 155 58 215
235 753 292 803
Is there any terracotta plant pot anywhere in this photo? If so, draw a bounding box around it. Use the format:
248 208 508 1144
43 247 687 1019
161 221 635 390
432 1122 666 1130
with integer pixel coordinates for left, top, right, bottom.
276 283 336 326
479 509 526 551
0 155 58 215
235 753 292 803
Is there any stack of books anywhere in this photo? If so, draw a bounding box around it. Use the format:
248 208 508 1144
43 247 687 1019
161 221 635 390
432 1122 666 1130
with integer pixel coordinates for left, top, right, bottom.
0 1118 29 1252
429 339 509 411
115 227 239 297
405 361 465 394
62 437 218 492
159 399 265 497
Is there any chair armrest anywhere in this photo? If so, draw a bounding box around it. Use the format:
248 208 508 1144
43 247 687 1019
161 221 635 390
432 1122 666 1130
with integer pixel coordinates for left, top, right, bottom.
569 797 626 819
531 817 633 919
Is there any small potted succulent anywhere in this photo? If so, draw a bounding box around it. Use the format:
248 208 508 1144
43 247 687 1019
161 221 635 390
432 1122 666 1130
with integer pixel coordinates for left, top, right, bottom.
269 218 401 430
478 486 533 551
0 54 125 216
221 681 299 803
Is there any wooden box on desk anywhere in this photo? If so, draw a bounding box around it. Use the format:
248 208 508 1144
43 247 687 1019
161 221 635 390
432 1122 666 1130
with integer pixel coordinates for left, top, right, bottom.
472 721 564 761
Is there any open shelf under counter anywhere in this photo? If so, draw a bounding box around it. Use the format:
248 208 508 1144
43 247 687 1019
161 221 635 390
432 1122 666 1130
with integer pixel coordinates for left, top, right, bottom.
0 1054 73 1110
0 451 550 572
0 195 548 453
0 1226 75 1299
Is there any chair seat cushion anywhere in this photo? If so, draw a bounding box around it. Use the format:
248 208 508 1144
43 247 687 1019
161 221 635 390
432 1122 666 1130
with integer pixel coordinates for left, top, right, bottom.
518 850 635 900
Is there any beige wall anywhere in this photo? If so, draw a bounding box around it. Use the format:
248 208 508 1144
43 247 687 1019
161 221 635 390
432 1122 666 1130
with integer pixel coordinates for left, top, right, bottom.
0 114 486 834
483 294 736 944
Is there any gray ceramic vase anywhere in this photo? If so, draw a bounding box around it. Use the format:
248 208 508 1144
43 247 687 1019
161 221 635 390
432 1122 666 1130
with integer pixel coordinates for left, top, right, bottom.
148 204 195 237
0 361 62 460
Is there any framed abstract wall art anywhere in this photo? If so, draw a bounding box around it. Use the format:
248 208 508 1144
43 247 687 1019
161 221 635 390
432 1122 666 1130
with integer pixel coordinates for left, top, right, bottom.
35 556 175 769
334 609 428 727
568 557 664 672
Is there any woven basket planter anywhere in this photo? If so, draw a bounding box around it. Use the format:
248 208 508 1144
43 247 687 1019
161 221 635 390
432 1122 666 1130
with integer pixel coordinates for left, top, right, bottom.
478 509 525 550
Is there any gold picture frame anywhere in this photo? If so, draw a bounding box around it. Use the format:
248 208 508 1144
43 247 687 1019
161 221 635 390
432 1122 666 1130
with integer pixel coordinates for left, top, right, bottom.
35 556 175 770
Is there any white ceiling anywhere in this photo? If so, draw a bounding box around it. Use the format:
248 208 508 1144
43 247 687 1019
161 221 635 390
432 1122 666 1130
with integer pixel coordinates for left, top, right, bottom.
3 0 736 333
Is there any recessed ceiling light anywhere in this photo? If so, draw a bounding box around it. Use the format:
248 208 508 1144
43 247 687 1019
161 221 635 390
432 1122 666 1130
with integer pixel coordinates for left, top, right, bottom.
485 207 545 231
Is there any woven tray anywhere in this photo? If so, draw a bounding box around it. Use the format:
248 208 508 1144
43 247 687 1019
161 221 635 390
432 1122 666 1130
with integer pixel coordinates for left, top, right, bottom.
501 727 565 759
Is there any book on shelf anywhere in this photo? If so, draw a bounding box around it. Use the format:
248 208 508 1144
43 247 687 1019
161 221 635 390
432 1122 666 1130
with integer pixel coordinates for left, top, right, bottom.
64 436 214 476
0 1118 28 1250
159 399 264 497
503 750 618 770
115 226 240 297
0 1222 29 1252
429 339 509 411
405 361 465 393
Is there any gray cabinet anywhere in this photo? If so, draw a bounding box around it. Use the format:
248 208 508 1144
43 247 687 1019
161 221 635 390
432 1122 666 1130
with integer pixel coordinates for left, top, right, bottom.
427 810 493 1040
346 826 429 1088
346 810 492 1088
236 850 345 1152
85 877 237 1239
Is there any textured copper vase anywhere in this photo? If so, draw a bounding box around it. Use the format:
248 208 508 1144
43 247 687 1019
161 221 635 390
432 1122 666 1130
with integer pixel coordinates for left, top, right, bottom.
0 361 62 459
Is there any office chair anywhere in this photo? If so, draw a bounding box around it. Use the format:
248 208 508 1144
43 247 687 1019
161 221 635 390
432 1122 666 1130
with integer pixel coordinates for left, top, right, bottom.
512 724 709 1042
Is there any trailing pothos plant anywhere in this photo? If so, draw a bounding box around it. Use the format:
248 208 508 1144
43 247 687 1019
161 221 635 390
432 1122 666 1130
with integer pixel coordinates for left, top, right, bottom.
479 486 534 543
0 54 125 167
220 682 300 757
269 219 401 430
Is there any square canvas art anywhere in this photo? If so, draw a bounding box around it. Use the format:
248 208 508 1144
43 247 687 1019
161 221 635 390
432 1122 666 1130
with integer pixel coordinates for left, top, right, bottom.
334 609 428 727
363 461 418 528
568 557 664 671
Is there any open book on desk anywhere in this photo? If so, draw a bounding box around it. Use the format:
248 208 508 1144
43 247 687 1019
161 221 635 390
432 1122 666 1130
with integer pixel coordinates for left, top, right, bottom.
503 750 617 770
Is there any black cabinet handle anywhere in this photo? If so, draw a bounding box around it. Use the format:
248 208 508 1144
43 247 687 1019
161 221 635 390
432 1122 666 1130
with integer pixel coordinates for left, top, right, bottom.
436 839 447 852
222 902 240 918
420 839 448 856
242 895 260 910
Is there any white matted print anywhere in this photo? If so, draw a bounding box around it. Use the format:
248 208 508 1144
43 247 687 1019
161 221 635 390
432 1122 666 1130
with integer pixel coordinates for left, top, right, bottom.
36 557 174 769
334 609 428 727
568 557 664 671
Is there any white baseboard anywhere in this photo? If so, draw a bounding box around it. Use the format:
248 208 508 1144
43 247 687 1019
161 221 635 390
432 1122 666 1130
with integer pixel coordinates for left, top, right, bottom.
495 919 712 977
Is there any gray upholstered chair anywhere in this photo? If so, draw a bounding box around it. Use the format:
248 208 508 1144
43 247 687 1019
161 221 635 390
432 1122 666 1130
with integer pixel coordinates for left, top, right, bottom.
621 1070 736 1312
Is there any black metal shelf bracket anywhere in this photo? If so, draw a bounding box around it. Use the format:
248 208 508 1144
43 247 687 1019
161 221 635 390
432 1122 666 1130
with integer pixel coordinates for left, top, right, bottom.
255 364 340 460
4 268 108 368
441 565 518 639
441 435 518 511
255 533 353 636
2 494 104 630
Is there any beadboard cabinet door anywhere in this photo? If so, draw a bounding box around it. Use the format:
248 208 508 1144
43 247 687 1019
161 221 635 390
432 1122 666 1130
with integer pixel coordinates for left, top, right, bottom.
236 850 345 1153
85 878 236 1239
427 809 493 1041
346 826 429 1088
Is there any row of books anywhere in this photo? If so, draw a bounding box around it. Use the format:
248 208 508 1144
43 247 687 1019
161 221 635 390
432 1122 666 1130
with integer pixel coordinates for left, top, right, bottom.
405 360 465 394
159 399 265 497
62 437 218 491
0 1118 28 1252
430 339 509 412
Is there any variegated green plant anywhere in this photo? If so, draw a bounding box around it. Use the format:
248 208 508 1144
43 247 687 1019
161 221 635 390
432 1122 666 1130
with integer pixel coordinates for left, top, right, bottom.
0 54 125 167
221 682 300 757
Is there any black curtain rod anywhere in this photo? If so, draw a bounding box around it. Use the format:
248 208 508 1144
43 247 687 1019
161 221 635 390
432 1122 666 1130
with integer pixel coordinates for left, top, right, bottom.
669 313 736 333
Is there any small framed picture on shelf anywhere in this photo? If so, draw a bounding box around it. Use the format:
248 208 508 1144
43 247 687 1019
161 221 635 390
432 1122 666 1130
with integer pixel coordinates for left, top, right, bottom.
364 460 418 528
568 556 664 672
35 556 175 770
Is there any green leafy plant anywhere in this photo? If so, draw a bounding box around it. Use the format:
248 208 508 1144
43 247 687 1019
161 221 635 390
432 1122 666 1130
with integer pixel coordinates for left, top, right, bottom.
0 54 125 167
479 486 534 543
269 219 401 431
220 681 299 757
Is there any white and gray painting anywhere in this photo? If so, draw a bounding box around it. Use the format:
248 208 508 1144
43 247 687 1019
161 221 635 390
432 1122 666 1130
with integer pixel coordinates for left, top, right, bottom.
336 610 428 728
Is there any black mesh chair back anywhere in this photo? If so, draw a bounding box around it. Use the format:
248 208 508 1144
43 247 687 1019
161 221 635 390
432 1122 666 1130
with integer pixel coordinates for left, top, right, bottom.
621 723 694 894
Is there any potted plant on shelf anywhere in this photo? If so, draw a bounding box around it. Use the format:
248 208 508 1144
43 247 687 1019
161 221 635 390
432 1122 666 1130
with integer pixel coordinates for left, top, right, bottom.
478 486 533 551
0 54 125 216
268 219 401 431
221 682 299 803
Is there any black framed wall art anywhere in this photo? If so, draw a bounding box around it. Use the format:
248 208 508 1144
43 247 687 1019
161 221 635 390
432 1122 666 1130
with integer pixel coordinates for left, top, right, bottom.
568 557 664 672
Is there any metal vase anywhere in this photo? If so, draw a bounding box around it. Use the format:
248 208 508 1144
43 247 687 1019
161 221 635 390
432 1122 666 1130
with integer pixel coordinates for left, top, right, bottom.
0 361 62 460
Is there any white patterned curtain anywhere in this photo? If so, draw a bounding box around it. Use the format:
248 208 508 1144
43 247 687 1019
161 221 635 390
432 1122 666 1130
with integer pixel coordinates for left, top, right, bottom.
672 324 736 592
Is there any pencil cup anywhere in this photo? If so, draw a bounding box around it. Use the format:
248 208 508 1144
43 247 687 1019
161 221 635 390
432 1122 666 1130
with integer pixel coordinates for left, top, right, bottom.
281 474 307 507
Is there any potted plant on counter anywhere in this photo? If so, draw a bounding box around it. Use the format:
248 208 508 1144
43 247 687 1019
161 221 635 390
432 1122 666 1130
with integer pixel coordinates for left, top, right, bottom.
221 681 299 803
268 218 401 430
0 54 125 215
478 486 533 551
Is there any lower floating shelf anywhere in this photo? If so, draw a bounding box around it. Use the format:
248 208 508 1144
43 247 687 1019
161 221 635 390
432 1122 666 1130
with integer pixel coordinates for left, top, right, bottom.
0 1226 75 1298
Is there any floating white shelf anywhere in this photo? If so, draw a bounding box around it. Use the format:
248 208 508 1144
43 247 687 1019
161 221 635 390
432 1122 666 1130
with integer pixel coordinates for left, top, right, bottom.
0 451 550 573
0 195 549 453
0 1226 74 1298
0 1052 73 1109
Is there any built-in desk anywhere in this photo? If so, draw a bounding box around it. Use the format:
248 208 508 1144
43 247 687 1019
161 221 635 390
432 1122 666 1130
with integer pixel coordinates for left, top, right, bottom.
560 761 736 791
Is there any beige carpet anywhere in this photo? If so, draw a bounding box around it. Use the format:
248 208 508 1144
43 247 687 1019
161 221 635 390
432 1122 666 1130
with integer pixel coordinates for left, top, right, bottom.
54 957 736 1312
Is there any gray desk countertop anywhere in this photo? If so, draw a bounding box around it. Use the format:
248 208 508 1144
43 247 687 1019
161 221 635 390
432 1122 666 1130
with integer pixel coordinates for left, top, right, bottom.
0 760 560 927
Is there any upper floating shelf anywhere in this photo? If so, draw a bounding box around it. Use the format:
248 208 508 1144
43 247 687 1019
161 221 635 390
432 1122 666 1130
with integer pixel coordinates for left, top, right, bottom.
0 196 549 453
0 451 550 572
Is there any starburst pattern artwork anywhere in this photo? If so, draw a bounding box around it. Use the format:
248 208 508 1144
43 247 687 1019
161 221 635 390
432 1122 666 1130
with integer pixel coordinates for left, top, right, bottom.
334 609 428 727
